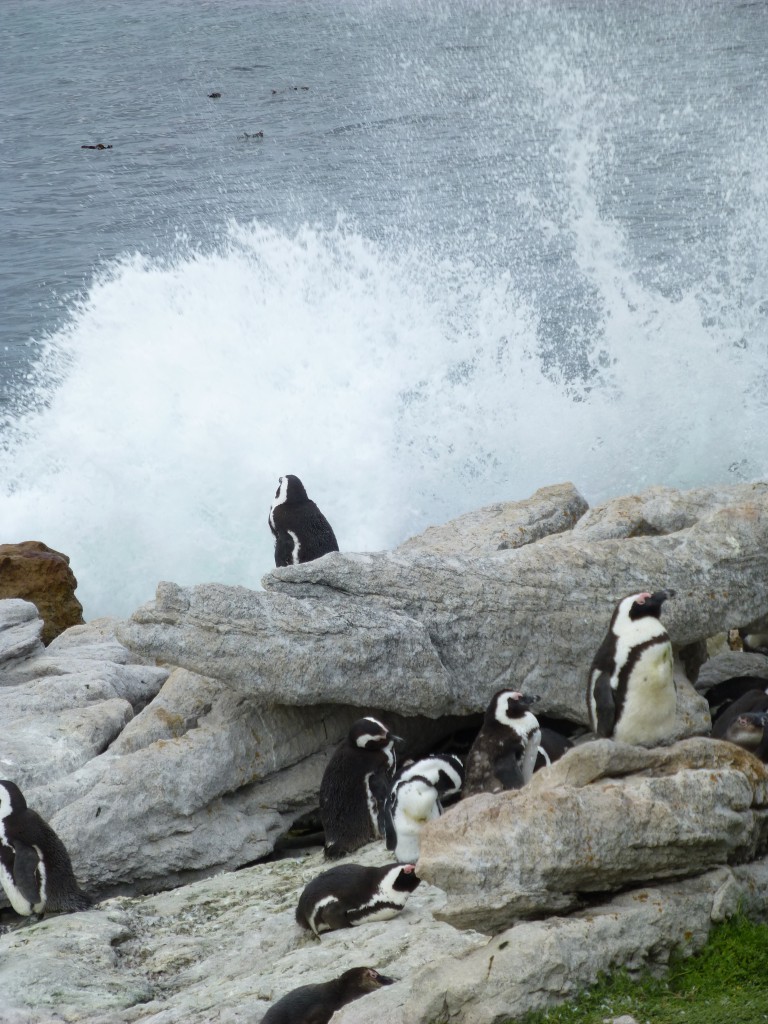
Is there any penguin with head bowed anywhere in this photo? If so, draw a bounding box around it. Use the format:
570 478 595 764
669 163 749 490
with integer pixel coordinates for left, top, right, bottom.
463 690 541 797
383 775 442 863
268 474 339 567
392 752 464 805
0 780 91 918
586 589 677 746
296 861 420 937
260 965 395 1024
534 727 574 771
319 717 400 859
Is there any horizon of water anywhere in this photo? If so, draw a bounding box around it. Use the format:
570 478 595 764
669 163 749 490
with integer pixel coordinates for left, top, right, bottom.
2 0 767 620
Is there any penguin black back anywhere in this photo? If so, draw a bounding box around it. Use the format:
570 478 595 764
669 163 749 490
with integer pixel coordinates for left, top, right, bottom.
463 690 541 796
296 862 420 936
0 780 91 916
319 717 399 859
260 966 394 1024
268 474 339 567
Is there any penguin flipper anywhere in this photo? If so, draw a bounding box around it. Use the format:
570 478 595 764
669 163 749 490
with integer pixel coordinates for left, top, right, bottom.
593 671 616 737
11 839 41 907
367 771 391 838
273 530 296 567
382 797 397 851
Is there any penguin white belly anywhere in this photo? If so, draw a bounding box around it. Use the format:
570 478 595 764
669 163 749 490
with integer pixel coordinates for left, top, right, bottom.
394 804 440 863
0 855 43 916
613 644 676 745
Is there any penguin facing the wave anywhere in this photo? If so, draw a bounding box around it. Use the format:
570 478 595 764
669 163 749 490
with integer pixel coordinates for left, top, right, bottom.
268 474 339 567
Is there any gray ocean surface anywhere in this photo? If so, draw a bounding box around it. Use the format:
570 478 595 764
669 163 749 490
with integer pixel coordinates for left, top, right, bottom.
1 0 767 618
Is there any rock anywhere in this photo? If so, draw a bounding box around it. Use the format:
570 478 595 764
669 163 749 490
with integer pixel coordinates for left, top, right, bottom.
572 482 768 540
0 614 169 792
0 541 84 644
338 868 753 1024
118 484 768 728
696 651 768 693
416 738 768 933
0 598 44 666
0 843 486 1024
1 845 766 1024
396 482 588 556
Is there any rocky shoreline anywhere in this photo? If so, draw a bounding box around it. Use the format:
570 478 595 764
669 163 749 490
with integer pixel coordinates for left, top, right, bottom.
1 480 768 1022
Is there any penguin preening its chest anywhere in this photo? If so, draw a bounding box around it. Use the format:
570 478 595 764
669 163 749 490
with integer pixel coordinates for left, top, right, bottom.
0 780 91 917
535 727 574 770
586 590 676 746
463 690 542 797
296 862 420 937
319 717 400 860
260 966 395 1024
383 776 442 863
268 474 339 567
392 753 464 805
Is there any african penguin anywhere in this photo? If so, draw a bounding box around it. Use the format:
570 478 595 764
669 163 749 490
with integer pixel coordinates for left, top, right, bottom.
534 727 574 771
383 775 442 863
463 690 541 797
296 862 420 937
260 966 395 1024
268 473 339 567
739 629 768 657
0 780 91 917
392 753 464 805
319 717 400 859
586 589 676 746
711 689 768 740
728 711 768 761
704 676 768 720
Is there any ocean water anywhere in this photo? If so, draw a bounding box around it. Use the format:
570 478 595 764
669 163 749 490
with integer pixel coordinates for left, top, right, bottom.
1 0 767 619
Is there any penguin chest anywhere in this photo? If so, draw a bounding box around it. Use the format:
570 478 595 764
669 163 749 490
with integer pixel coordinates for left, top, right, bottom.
614 643 676 745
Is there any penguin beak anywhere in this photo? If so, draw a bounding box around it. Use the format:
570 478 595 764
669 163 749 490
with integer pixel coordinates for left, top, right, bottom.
651 589 675 604
375 974 396 986
519 693 540 706
389 734 405 744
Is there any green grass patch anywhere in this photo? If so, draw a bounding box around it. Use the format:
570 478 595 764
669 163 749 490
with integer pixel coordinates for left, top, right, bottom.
516 915 768 1024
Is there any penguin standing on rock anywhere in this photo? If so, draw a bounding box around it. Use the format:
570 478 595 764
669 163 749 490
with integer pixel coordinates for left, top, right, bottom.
0 780 91 917
260 966 395 1024
268 474 339 567
463 690 542 797
319 717 400 859
296 862 420 937
586 589 676 746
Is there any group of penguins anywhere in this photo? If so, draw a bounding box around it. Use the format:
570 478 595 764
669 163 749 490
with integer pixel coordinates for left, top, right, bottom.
1 476 767 1024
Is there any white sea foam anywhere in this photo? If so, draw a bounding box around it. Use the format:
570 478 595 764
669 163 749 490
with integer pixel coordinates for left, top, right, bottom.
0 214 765 621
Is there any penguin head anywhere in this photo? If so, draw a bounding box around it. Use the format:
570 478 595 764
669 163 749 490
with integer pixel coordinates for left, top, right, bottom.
0 780 26 818
340 967 396 994
487 690 540 729
392 863 422 893
624 589 675 621
348 717 402 752
726 713 767 749
273 474 308 505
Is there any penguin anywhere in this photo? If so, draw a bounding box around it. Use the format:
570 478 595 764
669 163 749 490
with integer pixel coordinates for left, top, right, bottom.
268 474 339 568
534 727 574 771
586 589 676 746
0 780 91 917
260 966 395 1024
319 717 400 859
704 676 768 720
392 753 464 805
296 862 420 937
463 690 542 797
711 689 768 740
721 711 768 757
383 775 442 863
739 629 768 656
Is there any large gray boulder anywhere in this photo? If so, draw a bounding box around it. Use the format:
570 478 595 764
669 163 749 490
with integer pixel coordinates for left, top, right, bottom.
117 484 768 728
416 737 768 932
